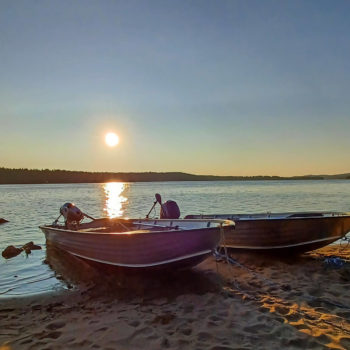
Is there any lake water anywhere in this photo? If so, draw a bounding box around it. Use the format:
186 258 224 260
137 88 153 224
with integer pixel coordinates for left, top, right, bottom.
1 180 350 298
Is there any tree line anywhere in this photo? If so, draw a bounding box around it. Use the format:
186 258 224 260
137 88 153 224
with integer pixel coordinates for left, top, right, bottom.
0 167 346 184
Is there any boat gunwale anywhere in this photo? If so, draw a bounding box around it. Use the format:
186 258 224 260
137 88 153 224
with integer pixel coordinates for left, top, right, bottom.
185 212 350 222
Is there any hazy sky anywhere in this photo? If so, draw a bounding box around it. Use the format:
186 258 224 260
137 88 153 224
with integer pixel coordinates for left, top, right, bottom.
1 0 349 176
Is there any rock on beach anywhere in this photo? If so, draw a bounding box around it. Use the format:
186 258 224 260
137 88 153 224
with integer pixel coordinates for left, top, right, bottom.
1 241 42 259
1 245 22 259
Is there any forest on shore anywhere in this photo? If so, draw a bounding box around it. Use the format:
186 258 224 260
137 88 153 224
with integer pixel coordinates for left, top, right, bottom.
1 167 349 184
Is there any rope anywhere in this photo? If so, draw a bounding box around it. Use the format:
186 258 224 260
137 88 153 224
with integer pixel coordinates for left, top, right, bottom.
218 224 229 263
216 225 243 291
338 234 350 252
213 249 279 288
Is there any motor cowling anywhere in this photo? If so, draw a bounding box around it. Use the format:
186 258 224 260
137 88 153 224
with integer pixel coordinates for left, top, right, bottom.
160 200 180 219
60 203 84 223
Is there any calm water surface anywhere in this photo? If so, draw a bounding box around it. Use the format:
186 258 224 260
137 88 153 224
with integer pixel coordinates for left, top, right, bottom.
1 180 349 298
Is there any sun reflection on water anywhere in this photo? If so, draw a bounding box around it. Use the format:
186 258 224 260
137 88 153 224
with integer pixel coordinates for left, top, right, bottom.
103 182 128 218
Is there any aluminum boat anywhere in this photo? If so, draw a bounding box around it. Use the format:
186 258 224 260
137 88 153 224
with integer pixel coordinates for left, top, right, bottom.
184 212 350 253
40 217 235 269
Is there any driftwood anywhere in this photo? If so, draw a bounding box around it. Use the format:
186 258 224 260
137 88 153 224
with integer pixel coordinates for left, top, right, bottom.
0 218 8 224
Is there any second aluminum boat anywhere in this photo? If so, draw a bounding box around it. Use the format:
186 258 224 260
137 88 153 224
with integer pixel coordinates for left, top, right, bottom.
185 212 350 253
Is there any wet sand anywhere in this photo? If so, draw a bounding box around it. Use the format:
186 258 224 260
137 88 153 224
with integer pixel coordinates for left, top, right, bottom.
1 245 350 350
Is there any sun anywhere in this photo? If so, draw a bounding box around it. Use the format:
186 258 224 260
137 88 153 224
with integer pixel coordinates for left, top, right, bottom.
105 132 119 147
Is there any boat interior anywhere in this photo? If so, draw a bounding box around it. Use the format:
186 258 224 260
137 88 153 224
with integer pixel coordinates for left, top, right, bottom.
50 217 234 233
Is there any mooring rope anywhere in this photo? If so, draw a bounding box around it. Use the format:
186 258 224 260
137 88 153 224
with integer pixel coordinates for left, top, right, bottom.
216 225 244 291
338 234 350 252
218 224 229 263
214 249 279 288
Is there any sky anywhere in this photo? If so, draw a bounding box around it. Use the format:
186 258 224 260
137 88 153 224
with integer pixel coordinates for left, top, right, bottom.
0 0 349 176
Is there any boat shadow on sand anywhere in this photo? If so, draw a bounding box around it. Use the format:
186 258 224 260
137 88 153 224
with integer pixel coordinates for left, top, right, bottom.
44 243 222 301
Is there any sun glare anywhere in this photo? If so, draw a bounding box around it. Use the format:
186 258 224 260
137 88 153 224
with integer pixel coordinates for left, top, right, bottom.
105 132 119 147
103 182 127 218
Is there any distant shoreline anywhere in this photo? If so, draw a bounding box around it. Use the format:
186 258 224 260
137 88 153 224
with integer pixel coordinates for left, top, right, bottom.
1 167 349 184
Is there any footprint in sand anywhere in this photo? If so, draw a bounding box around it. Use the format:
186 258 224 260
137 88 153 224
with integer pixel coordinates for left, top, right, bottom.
284 309 301 322
183 304 194 313
160 337 170 348
306 287 322 297
274 305 290 316
177 338 191 346
209 315 222 322
39 331 62 339
96 327 108 332
152 313 175 325
336 310 350 319
70 339 93 347
243 323 271 334
179 327 192 336
46 321 65 330
28 341 47 349
217 310 228 318
210 346 235 350
128 320 140 327
340 336 350 348
314 333 331 344
197 331 212 342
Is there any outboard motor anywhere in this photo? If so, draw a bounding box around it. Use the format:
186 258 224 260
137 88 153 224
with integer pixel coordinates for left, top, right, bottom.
146 193 180 219
60 203 84 225
160 200 180 219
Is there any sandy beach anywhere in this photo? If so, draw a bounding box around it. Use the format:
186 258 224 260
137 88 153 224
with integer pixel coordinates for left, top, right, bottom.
1 244 349 350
